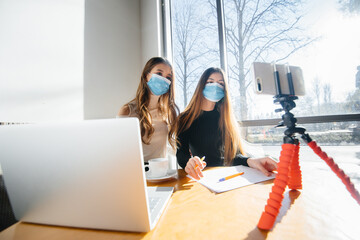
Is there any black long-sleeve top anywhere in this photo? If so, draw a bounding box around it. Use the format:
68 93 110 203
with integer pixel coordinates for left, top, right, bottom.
176 108 249 169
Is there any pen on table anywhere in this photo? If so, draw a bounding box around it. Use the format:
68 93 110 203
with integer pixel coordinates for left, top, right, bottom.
218 172 244 182
195 156 205 170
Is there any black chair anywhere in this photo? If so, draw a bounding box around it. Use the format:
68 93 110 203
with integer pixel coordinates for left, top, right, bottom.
0 175 17 231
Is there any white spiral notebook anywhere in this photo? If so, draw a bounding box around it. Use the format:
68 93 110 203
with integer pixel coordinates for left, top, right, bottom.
188 166 275 193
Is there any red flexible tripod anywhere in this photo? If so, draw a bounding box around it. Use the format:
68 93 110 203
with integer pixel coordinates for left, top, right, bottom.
257 95 360 230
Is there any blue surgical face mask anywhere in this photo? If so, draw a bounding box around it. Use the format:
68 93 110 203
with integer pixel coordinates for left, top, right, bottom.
147 74 171 96
202 82 225 102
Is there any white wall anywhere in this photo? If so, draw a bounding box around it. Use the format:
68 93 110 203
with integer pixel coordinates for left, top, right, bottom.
0 0 164 121
84 0 141 119
141 0 162 66
0 0 84 122
84 0 163 119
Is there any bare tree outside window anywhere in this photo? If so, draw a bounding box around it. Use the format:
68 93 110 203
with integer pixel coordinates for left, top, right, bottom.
323 83 332 104
172 0 219 109
313 77 322 114
222 0 316 120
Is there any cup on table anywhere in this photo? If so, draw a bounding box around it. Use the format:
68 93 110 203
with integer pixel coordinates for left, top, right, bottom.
145 158 169 178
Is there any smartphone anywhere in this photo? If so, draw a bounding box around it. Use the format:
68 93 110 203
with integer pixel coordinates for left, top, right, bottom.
251 62 305 96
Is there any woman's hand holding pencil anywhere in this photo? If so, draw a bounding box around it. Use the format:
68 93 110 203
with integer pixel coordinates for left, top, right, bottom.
184 156 206 180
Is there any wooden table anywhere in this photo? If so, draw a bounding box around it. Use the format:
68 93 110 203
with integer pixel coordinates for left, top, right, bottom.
1 162 359 240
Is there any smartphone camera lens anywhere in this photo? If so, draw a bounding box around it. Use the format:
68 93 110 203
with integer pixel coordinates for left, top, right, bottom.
256 78 262 92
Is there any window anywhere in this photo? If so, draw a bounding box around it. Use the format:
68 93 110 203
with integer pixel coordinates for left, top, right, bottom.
171 0 360 190
171 0 220 110
172 0 360 118
222 0 360 120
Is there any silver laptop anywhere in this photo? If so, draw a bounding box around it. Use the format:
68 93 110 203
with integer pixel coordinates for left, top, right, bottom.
0 118 173 232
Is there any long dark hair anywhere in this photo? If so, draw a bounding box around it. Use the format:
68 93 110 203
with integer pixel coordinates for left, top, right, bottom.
176 67 244 165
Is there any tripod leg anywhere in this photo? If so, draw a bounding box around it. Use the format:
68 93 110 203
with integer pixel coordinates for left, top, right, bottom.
288 141 302 190
258 143 295 230
307 140 360 205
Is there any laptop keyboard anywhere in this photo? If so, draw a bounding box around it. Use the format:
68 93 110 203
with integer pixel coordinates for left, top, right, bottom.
148 197 161 213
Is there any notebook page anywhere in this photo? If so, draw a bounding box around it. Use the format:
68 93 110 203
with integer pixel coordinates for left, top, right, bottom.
188 166 275 193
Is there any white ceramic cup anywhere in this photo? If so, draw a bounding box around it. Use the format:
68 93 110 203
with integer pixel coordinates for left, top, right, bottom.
146 158 169 178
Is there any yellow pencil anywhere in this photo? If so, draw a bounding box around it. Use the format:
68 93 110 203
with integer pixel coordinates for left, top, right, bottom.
218 172 244 182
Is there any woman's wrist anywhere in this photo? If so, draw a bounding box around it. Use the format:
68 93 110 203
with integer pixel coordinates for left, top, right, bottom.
246 158 254 168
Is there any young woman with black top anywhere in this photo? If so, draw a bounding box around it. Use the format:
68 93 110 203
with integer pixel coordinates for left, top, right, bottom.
176 67 277 180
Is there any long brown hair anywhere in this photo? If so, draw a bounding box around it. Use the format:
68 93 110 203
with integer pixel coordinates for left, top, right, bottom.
123 57 179 149
176 67 244 165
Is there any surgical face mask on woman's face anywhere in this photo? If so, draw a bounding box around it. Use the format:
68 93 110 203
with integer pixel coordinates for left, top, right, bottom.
202 82 225 102
147 74 171 96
